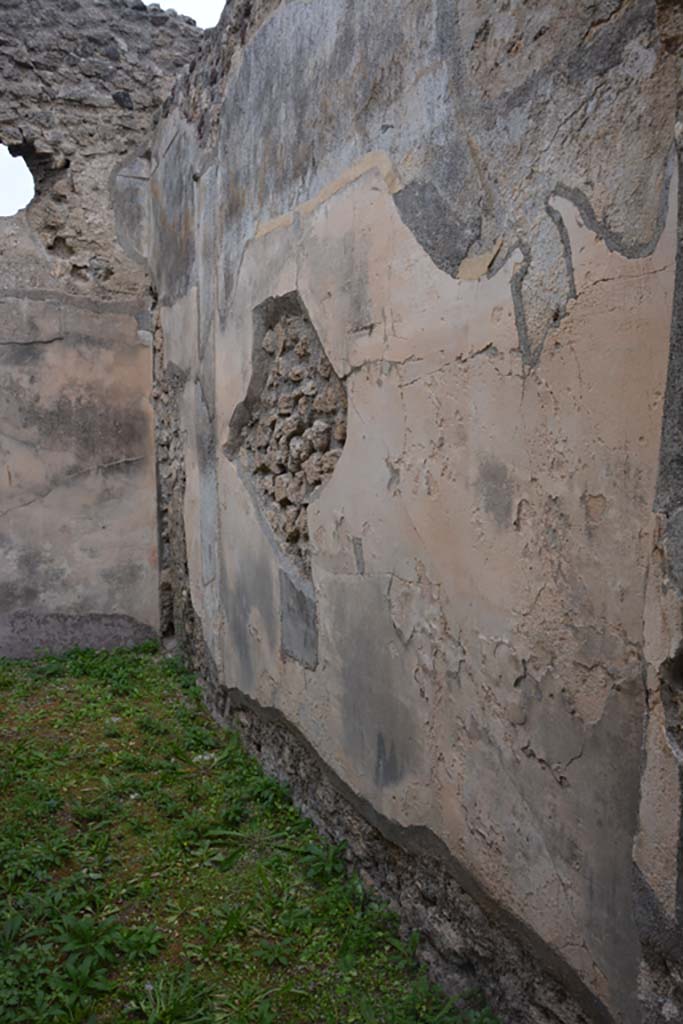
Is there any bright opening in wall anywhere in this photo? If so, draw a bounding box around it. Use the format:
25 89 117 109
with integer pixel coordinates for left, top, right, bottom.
144 1 223 29
0 145 35 217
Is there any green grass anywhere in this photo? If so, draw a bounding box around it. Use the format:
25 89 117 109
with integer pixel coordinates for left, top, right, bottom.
0 643 498 1024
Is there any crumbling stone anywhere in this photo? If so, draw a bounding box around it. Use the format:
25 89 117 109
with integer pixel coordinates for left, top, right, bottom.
231 303 347 573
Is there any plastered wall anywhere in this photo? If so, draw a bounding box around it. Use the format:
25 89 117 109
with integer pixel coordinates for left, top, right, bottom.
0 0 199 655
148 2 683 1022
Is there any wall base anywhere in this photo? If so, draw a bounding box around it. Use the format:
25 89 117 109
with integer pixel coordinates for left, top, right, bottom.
191 642 608 1024
0 611 156 659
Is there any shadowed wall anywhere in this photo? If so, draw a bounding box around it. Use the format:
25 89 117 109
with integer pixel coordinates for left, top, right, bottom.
0 0 200 655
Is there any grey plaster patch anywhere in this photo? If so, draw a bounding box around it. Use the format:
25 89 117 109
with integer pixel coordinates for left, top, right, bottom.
4 368 150 467
663 507 683 594
393 180 481 277
646 143 683 1016
546 200 578 303
478 457 513 527
518 673 645 1022
101 562 145 590
328 574 418 789
660 642 683 760
374 731 401 787
279 568 318 669
223 545 278 692
149 127 198 302
656 150 683 521
352 536 365 575
112 161 151 265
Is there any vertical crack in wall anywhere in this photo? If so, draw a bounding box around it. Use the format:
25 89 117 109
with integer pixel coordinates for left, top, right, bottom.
151 293 192 646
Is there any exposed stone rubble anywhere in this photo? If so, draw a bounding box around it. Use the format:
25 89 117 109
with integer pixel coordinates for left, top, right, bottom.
233 304 347 572
151 303 187 638
0 0 201 294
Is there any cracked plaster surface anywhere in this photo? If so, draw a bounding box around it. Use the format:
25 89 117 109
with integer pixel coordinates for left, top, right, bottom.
147 2 680 1020
158 146 677 1023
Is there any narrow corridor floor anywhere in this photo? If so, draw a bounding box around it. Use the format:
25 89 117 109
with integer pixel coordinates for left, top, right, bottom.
0 644 498 1024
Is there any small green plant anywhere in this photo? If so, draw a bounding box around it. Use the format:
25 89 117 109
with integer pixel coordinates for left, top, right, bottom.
254 936 298 967
301 840 347 883
55 912 121 963
131 970 214 1024
119 922 166 960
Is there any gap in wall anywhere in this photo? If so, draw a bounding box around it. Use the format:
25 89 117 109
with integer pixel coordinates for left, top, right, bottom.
0 144 35 216
143 1 223 29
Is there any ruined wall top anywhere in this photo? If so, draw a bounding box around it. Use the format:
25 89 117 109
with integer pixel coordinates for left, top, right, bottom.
0 0 200 296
